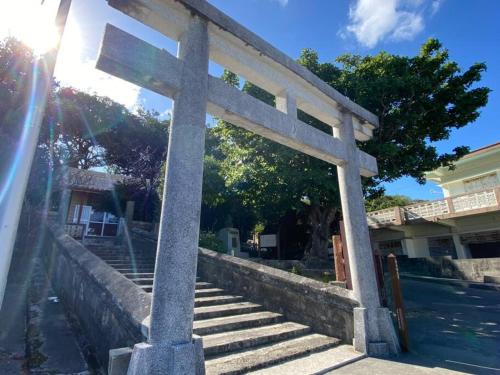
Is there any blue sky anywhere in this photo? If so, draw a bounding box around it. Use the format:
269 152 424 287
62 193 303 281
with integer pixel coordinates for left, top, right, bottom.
2 0 498 200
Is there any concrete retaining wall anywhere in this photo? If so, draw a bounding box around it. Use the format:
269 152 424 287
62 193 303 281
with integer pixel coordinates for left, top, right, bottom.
397 255 500 282
198 248 358 343
43 222 151 368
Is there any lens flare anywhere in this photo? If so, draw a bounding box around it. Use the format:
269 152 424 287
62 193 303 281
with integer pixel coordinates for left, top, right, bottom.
0 0 60 55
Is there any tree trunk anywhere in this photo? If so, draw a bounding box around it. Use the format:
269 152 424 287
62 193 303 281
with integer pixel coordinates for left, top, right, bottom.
304 205 336 260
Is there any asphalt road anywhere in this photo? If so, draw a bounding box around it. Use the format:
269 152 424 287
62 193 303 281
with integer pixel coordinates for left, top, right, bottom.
334 278 500 375
400 278 500 374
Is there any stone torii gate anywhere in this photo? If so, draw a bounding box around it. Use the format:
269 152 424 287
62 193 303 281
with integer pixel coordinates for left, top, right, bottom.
97 0 399 373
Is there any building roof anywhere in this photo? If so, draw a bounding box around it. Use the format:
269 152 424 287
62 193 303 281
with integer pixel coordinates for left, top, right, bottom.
57 167 129 192
426 142 500 182
460 142 500 160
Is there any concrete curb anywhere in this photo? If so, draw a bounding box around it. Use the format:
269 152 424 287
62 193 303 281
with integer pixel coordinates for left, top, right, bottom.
400 273 500 292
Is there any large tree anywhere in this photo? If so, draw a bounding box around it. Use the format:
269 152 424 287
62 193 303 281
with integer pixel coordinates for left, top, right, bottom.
41 87 130 169
211 38 490 259
98 108 169 221
0 37 38 177
0 36 168 222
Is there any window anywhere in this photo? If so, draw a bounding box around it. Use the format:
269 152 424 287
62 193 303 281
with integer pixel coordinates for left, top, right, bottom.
378 240 403 256
464 173 498 193
428 236 457 258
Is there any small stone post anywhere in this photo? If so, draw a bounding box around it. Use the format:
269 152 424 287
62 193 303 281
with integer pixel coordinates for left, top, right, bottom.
58 188 72 224
125 201 135 224
126 15 208 375
336 112 400 356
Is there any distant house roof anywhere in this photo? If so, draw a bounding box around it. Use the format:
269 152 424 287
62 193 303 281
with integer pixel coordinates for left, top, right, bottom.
426 142 500 182
57 167 129 192
460 142 500 160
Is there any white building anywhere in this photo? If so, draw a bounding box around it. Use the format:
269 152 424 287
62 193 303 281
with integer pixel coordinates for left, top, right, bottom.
367 143 500 259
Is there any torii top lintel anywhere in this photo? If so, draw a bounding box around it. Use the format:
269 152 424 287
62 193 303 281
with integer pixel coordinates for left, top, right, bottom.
99 0 379 177
107 0 378 133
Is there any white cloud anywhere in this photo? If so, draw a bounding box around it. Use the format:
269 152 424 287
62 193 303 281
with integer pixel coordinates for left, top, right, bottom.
54 18 141 110
55 58 141 110
391 11 424 41
430 0 444 16
345 0 436 48
159 108 172 120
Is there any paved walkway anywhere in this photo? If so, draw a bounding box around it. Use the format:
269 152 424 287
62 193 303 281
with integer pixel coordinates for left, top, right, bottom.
333 278 500 374
0 235 31 374
0 230 93 374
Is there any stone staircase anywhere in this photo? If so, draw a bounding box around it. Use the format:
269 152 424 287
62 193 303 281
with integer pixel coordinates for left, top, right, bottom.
88 245 363 374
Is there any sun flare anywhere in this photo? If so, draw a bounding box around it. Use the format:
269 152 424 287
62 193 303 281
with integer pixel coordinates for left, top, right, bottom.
0 0 63 54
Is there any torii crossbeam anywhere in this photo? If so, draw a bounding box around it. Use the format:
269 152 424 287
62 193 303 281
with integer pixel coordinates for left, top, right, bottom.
97 0 400 373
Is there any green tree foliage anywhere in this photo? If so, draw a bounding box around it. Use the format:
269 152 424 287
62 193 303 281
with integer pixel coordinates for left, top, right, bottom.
0 37 38 177
211 71 341 258
41 87 129 169
0 37 168 221
97 108 169 221
365 195 413 212
305 39 490 185
157 125 257 237
0 37 54 219
210 38 489 259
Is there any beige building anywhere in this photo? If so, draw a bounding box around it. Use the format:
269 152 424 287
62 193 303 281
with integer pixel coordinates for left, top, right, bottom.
55 167 134 239
367 143 500 259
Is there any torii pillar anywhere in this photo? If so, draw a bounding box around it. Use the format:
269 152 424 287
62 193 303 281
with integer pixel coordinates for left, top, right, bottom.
337 112 400 355
126 15 208 375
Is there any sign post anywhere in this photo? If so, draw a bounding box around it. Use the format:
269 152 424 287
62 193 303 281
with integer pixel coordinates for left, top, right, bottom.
387 253 410 352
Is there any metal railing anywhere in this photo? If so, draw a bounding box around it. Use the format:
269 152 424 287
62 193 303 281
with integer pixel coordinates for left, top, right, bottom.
367 187 500 227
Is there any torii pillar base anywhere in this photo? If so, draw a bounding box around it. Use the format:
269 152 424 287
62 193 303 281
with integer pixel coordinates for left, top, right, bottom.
354 307 400 356
126 336 205 375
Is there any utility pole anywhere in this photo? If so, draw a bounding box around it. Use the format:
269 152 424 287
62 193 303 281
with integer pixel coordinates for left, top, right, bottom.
0 0 72 310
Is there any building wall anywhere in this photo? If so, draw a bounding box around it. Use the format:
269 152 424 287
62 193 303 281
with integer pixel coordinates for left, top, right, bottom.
66 190 105 223
67 191 89 223
371 211 500 260
371 146 500 261
437 154 500 197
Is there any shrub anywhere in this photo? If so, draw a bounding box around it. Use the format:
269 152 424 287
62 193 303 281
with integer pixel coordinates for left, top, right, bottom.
199 231 226 253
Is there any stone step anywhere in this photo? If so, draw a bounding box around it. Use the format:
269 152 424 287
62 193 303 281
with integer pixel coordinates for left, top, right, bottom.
248 344 364 374
195 282 215 290
99 255 154 260
114 268 156 273
91 253 155 260
129 277 213 297
205 334 341 375
143 286 222 294
123 274 155 280
484 274 500 284
194 302 262 320
89 250 142 256
195 288 226 297
105 261 156 267
194 312 284 336
101 256 155 261
104 260 156 265
203 322 310 357
108 265 156 271
195 295 243 307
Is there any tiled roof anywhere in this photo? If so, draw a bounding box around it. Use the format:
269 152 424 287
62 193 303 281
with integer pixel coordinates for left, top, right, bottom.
58 167 129 192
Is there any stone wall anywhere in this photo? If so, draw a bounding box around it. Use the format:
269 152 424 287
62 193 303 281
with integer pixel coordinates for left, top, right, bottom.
42 221 151 368
396 255 500 282
198 248 358 343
